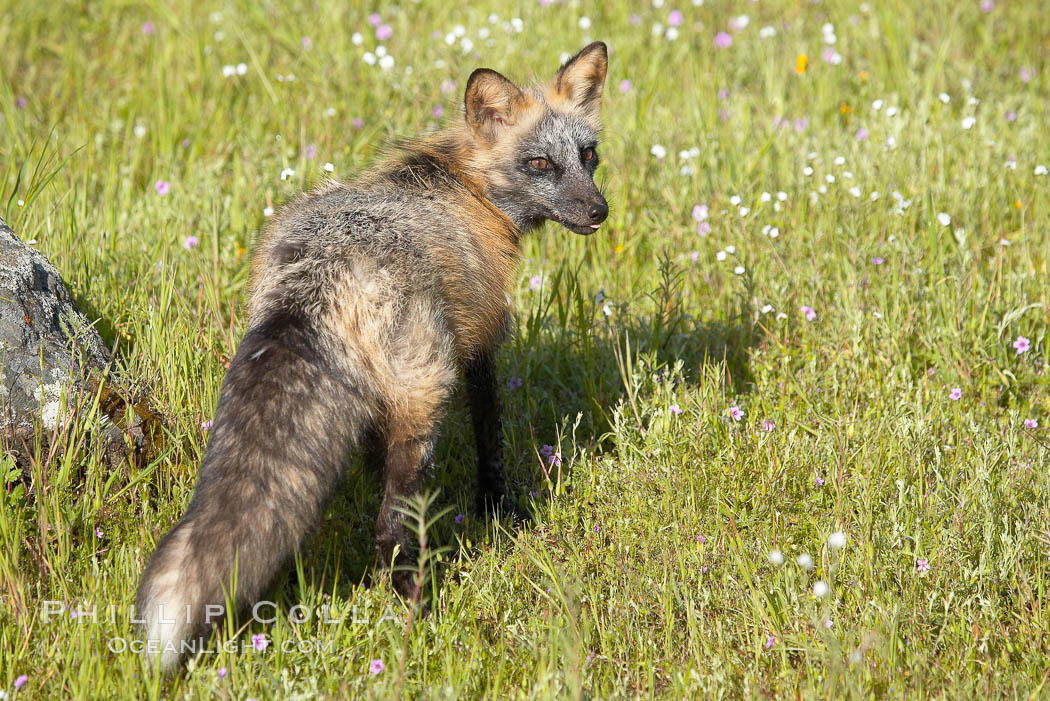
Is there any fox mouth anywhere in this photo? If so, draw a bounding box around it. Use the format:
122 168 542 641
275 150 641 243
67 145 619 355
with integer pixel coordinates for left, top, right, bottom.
561 221 603 235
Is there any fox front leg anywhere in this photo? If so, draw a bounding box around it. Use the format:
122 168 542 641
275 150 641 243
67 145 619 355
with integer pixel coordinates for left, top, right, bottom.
465 353 527 521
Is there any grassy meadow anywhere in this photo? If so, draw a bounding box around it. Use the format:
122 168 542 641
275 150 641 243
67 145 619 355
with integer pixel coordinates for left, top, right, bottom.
2 0 1049 697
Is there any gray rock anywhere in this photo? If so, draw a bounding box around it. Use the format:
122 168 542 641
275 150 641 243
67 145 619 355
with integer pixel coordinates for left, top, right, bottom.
0 215 152 468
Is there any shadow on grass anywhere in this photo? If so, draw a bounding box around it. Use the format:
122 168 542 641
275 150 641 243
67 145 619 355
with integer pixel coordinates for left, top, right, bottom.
284 255 759 608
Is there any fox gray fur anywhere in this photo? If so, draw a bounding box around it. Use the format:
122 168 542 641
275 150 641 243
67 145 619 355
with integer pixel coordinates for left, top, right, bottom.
135 42 609 670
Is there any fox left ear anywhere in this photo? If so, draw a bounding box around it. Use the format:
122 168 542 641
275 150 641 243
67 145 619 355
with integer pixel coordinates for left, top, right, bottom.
551 42 608 119
464 68 527 143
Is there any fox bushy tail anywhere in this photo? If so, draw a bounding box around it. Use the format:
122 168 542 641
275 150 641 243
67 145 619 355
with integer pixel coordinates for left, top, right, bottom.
136 311 366 669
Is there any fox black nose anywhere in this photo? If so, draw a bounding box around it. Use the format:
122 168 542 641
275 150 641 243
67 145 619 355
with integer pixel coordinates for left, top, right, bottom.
588 200 609 224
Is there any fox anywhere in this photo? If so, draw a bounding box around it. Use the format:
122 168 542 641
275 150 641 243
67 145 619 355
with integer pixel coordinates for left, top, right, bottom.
135 42 609 670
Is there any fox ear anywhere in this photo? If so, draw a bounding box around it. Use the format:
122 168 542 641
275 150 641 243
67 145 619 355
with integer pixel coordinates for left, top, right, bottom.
551 42 608 119
464 68 526 142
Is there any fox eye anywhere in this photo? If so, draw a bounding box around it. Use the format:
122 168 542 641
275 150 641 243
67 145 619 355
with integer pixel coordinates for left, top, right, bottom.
581 147 596 162
530 157 550 170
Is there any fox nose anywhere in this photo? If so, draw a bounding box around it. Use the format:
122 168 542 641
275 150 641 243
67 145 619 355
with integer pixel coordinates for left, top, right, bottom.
588 200 609 224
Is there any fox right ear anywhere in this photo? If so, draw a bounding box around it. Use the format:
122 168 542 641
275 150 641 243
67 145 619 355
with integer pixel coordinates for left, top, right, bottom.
464 68 526 142
551 41 608 123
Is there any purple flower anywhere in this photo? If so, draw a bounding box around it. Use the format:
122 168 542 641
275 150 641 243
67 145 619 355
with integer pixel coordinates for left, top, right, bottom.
714 32 733 48
201 419 213 430
692 204 709 221
794 117 809 133
440 79 458 94
1005 110 1017 122
529 275 542 291
539 444 554 458
16 96 27 109
697 221 711 236
352 117 364 128
765 635 775 649
668 10 684 27
916 558 930 573
142 21 155 36
800 305 817 321
183 236 199 250
376 24 393 41
454 513 465 525
370 658 385 674
761 419 775 432
1024 418 1038 429
14 674 28 689
1013 336 1030 354
856 127 870 141
670 404 682 415
305 144 317 160
549 452 562 468
508 376 523 390
252 633 269 651
980 0 994 11
217 667 227 679
368 13 382 27
432 105 444 119
302 36 312 50
690 250 700 263
619 79 632 93
815 475 825 486
696 534 706 544
728 405 744 421
871 257 885 265
948 387 962 401
1020 67 1032 84
154 180 170 196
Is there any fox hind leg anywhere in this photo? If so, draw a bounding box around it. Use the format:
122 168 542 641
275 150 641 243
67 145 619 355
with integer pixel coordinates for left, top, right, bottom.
375 428 438 599
374 302 456 599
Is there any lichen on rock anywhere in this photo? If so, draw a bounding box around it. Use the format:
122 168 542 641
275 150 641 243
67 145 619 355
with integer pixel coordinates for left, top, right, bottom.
0 215 157 468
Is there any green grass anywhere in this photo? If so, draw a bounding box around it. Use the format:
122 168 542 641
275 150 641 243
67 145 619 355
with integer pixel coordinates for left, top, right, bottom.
2 0 1049 697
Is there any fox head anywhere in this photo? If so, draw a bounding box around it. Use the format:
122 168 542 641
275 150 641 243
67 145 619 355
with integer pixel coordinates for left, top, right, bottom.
463 42 609 235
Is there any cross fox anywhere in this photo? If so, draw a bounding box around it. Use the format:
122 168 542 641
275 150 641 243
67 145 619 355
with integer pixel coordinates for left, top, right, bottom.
136 42 609 669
